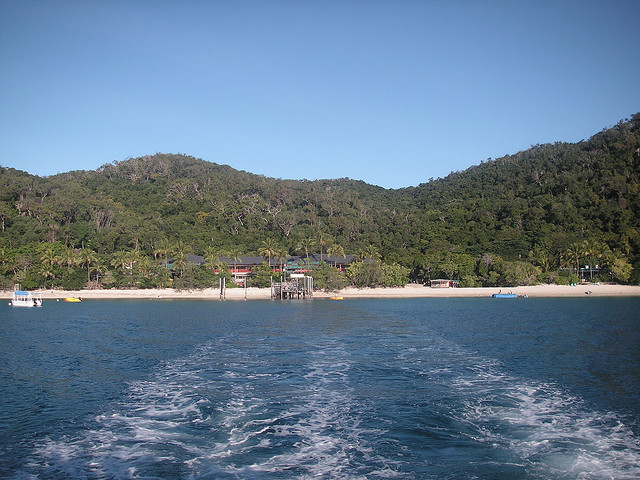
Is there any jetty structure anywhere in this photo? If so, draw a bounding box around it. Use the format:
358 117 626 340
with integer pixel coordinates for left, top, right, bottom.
271 273 314 299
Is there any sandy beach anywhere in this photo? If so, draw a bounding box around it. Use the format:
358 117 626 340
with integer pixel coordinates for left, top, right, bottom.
3 283 640 301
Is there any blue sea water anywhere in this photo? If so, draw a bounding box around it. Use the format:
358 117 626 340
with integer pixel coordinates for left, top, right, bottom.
1 297 639 479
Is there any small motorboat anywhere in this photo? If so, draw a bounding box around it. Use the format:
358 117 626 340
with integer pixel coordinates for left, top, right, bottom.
64 297 82 302
330 296 344 300
492 293 517 298
10 285 42 307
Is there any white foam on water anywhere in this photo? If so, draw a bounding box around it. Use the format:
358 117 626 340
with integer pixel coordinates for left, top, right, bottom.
19 325 638 479
190 343 406 479
15 340 406 479
12 343 230 478
396 335 640 478
450 357 640 479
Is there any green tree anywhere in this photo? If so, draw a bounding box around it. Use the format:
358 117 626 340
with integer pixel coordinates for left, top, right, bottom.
296 237 315 261
609 256 632 282
315 231 332 262
124 249 140 271
154 238 173 268
249 262 276 288
258 237 279 268
226 247 243 277
39 243 59 267
171 240 191 277
359 244 381 263
173 264 217 290
563 243 582 277
77 248 98 283
501 261 540 286
40 264 56 288
346 261 385 287
528 244 552 273
581 240 597 280
136 255 154 280
591 241 612 278
381 263 410 287
274 246 289 274
327 243 345 267
57 246 78 272
111 250 129 272
311 262 347 291
0 247 15 275
203 246 221 271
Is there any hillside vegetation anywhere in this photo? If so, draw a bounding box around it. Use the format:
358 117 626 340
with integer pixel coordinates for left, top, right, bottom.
1 113 639 289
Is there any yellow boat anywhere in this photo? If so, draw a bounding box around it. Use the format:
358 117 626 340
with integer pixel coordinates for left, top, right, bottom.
330 296 344 300
64 297 82 302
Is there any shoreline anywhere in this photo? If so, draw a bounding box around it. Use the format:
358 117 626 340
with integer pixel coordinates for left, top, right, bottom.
3 283 640 301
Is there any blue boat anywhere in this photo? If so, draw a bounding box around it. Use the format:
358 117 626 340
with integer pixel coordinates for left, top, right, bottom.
492 293 517 298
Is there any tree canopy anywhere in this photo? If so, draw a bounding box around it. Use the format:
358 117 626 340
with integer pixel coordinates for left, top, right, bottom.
1 113 639 289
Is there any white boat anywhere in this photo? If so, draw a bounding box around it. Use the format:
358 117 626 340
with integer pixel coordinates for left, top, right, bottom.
10 286 42 307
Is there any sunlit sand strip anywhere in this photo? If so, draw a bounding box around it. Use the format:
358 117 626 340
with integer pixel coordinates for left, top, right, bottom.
2 283 639 301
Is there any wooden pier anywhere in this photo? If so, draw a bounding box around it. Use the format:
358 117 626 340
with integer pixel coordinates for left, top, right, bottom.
271 274 314 299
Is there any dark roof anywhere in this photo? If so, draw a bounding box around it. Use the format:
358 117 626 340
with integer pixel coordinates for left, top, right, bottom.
187 254 204 265
179 253 359 267
287 254 356 265
219 256 265 266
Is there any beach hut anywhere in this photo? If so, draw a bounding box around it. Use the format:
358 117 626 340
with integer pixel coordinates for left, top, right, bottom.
430 279 460 288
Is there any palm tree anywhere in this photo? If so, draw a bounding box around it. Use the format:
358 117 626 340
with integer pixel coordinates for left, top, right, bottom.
296 237 315 261
0 247 13 275
258 237 279 268
57 246 77 272
275 246 289 274
40 244 58 267
111 250 129 272
327 243 345 268
78 248 98 283
226 247 243 275
93 259 108 285
41 264 56 288
124 249 140 271
589 241 612 280
136 255 153 279
563 243 582 277
315 232 332 263
593 241 612 264
213 259 229 276
171 240 191 277
203 246 221 272
581 240 596 280
154 238 173 268
360 244 381 263
528 244 551 273
172 252 189 277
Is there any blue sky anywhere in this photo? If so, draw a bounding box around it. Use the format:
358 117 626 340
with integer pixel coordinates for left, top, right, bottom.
1 0 639 189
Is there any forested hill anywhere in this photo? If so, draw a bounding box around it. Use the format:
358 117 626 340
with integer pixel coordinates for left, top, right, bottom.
404 114 640 264
1 113 639 288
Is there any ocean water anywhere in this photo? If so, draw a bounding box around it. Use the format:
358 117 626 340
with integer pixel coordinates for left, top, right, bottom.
0 297 639 479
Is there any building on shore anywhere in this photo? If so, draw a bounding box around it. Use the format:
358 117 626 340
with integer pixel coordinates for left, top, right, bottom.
170 253 358 284
283 254 356 275
430 279 460 288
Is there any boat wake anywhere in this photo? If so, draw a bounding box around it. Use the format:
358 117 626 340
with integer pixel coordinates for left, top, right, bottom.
399 339 640 480
453 362 640 479
14 339 404 479
10 325 640 479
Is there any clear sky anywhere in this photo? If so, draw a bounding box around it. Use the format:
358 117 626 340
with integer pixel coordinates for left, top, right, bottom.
1 0 639 189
